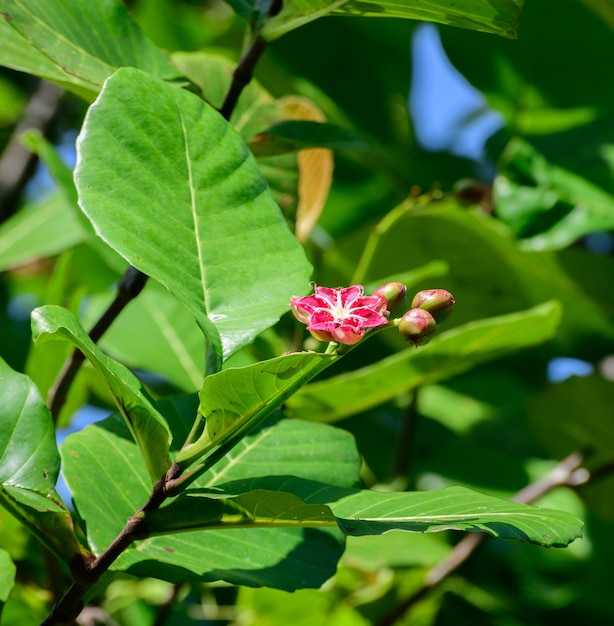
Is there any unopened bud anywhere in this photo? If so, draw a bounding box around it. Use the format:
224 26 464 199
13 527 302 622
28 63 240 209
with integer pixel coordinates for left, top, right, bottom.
411 289 455 323
398 308 437 347
373 282 407 313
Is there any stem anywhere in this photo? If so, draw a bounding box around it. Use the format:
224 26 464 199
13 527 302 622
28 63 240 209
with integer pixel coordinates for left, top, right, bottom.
218 0 283 120
48 266 148 421
375 451 588 626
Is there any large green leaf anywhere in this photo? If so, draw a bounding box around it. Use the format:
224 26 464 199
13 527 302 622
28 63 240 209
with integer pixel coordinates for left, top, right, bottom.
0 358 88 564
0 0 182 98
494 138 614 250
177 351 338 468
257 0 524 40
329 485 582 546
62 407 360 590
286 302 562 423
74 67 312 360
31 305 171 483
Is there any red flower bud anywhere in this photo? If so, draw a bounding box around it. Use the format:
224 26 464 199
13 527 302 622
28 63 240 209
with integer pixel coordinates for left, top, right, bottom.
411 289 455 323
398 308 437 347
372 281 407 314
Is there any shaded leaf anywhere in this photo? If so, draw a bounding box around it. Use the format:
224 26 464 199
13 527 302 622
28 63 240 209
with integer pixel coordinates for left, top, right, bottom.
31 305 171 482
0 0 182 97
141 490 336 535
247 120 370 157
287 302 562 423
495 138 614 250
259 0 525 40
0 549 16 609
75 67 312 360
0 357 88 564
0 194 84 271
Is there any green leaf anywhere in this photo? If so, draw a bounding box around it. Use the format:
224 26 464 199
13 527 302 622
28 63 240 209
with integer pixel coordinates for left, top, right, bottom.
0 16 93 98
31 305 171 483
248 120 370 156
211 477 582 547
0 0 182 97
330 485 582 547
62 408 360 590
495 138 614 250
177 351 338 468
259 0 525 40
75 67 312 360
287 302 562 423
0 357 89 564
0 549 16 609
141 490 336 535
0 194 85 271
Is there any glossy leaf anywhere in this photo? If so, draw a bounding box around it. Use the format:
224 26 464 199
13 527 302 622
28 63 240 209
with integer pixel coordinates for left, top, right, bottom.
31 305 171 482
177 351 339 467
62 408 360 590
259 0 524 40
0 358 88 564
287 302 562 423
495 138 614 250
330 486 582 547
0 0 182 97
75 67 312 360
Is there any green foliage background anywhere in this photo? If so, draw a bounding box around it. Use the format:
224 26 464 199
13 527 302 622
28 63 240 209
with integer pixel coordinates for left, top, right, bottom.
0 0 612 624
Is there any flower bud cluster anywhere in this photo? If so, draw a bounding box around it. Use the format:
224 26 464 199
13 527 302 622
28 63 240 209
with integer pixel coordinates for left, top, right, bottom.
290 282 454 348
398 289 455 346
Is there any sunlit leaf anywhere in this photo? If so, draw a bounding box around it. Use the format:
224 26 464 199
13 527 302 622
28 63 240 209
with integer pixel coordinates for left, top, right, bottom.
177 351 338 467
330 485 582 547
0 549 16 610
75 67 312 360
31 305 171 482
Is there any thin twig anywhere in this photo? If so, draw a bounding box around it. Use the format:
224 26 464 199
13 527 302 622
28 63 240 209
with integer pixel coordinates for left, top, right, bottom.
0 79 64 221
218 0 283 120
376 451 588 626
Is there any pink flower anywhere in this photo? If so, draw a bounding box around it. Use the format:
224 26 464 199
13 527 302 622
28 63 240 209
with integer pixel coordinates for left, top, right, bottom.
290 284 389 345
